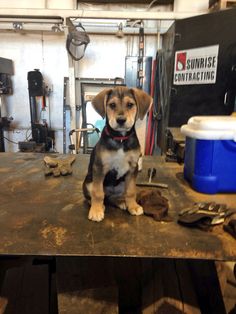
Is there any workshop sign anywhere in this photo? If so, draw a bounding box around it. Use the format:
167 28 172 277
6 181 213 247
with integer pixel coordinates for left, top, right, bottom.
173 45 219 85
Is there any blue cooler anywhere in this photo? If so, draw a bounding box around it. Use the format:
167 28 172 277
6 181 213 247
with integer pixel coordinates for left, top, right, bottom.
181 116 236 194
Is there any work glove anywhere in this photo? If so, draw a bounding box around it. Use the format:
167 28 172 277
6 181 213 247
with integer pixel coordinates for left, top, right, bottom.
178 202 235 230
44 155 76 177
223 219 236 239
137 189 170 221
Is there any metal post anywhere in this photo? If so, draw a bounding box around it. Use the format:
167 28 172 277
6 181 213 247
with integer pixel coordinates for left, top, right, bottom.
137 26 144 89
65 18 77 154
0 96 5 152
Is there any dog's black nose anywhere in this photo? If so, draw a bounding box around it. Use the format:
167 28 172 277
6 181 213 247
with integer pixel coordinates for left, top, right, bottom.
116 117 126 126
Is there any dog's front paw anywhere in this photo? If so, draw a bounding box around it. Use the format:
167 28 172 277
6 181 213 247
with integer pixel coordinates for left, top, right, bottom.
117 201 127 211
88 205 105 222
128 204 143 216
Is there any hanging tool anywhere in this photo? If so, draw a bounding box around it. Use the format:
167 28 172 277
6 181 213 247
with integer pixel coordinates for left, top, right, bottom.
137 25 144 89
19 69 54 152
66 22 90 61
0 57 14 152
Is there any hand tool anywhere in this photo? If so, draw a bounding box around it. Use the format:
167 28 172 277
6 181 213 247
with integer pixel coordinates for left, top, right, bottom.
137 167 168 189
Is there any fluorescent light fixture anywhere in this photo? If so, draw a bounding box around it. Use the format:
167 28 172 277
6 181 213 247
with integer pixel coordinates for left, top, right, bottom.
0 15 64 32
0 15 63 24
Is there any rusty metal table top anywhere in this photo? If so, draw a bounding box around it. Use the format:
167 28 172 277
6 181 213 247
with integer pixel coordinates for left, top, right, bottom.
0 152 235 260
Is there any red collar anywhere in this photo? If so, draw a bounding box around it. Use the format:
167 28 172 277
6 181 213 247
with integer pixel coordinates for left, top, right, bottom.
104 126 130 142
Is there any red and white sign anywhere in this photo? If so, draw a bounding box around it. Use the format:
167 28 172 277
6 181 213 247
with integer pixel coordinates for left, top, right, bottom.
173 45 219 85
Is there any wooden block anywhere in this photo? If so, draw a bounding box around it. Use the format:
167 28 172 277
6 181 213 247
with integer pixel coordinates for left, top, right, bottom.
208 0 235 10
0 257 30 287
142 259 201 314
216 261 236 313
56 257 116 291
56 257 118 314
0 263 49 314
175 260 201 314
226 0 236 8
220 0 228 8
49 272 58 314
188 260 226 314
58 287 118 314
113 257 143 312
0 297 7 314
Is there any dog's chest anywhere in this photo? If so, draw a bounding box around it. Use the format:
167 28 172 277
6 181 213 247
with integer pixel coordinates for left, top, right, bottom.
102 148 139 179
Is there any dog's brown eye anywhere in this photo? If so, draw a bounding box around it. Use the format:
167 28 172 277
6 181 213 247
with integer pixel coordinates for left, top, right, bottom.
109 103 116 110
127 103 134 109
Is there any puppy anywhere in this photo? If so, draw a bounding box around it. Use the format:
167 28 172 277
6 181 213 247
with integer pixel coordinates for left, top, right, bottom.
83 86 152 222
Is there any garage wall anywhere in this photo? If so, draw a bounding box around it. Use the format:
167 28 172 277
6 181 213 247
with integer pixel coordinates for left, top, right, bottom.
0 0 76 9
0 0 207 153
1 29 159 153
1 32 68 153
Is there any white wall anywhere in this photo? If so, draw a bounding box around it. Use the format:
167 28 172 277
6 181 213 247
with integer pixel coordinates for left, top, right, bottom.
0 0 75 9
1 29 158 153
174 0 209 12
0 0 207 153
76 34 127 79
77 33 158 78
1 32 68 152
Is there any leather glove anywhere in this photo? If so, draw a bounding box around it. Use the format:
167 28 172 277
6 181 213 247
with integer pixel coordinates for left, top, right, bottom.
178 202 235 230
223 219 236 239
44 155 76 177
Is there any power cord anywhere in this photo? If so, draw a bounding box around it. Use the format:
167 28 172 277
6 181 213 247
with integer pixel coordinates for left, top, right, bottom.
3 137 18 144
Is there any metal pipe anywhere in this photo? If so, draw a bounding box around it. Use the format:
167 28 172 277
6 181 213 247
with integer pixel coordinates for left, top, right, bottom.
0 22 64 32
0 9 207 21
0 22 170 34
0 16 63 23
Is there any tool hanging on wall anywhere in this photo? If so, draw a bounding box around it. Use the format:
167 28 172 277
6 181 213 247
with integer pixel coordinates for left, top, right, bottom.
0 57 14 152
66 21 91 155
66 22 90 61
145 52 160 155
18 69 54 152
137 25 144 89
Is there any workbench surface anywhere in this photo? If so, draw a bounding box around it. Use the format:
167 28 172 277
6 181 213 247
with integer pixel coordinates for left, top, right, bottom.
0 152 235 260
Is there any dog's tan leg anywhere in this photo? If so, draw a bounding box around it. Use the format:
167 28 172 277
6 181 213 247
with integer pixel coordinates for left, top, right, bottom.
88 172 105 222
125 171 143 216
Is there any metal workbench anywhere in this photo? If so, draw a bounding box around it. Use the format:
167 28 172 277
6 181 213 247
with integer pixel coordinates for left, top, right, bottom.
0 152 235 261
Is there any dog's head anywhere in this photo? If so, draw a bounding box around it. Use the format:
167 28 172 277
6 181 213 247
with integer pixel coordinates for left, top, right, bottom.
92 86 152 132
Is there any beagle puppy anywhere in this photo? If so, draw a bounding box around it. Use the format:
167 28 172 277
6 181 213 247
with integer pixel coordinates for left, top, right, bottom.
83 86 152 222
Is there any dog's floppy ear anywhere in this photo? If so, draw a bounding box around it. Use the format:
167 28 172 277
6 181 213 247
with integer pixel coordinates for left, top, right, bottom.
131 88 153 120
92 88 111 118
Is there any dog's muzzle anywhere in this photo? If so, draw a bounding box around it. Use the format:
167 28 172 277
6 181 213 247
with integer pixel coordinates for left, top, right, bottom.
116 117 127 126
